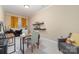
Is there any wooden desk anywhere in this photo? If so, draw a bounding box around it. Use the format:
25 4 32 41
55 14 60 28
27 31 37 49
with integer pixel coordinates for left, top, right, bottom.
20 33 40 53
20 35 31 54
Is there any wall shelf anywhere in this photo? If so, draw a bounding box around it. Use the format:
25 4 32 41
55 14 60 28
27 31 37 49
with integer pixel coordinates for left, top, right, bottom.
34 28 46 30
33 22 46 31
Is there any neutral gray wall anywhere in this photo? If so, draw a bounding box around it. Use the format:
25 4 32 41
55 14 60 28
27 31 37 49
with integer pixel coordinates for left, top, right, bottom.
30 5 79 41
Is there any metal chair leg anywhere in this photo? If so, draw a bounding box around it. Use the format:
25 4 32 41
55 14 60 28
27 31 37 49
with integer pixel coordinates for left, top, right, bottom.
27 42 29 48
36 42 39 49
31 45 33 53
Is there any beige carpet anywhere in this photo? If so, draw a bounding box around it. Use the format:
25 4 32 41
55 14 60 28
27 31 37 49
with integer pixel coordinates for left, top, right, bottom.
7 37 62 54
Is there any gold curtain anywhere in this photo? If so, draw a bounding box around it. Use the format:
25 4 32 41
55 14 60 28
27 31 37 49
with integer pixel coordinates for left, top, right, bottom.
21 18 27 28
11 16 18 28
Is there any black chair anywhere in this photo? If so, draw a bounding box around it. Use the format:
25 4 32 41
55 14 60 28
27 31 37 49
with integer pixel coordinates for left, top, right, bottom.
14 29 22 37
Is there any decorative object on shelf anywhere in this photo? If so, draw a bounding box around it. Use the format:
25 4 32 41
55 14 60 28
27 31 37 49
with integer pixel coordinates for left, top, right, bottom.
33 22 46 30
24 5 30 8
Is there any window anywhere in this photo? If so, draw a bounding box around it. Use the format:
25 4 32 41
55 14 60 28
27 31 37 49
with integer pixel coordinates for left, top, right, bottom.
11 16 18 28
21 18 27 28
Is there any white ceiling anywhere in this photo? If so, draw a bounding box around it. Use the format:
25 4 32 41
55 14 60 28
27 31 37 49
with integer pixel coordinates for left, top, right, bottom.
3 5 48 16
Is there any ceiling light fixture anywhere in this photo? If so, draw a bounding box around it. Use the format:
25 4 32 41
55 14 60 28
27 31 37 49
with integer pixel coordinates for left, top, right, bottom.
24 5 30 8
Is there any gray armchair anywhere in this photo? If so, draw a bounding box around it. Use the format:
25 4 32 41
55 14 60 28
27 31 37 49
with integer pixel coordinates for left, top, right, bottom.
58 38 79 54
27 31 40 52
